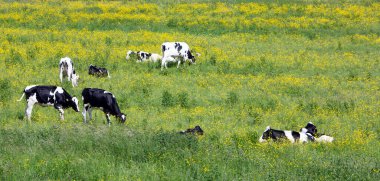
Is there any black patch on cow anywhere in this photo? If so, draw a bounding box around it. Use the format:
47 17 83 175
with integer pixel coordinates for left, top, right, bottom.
291 131 300 140
262 129 286 141
175 43 182 52
302 122 318 136
162 45 166 53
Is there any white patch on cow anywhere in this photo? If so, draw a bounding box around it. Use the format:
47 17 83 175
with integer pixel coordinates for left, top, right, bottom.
55 87 64 94
25 93 38 121
258 136 266 143
25 85 36 91
126 50 135 60
284 131 295 143
258 126 270 143
72 97 80 112
104 91 115 98
299 128 309 143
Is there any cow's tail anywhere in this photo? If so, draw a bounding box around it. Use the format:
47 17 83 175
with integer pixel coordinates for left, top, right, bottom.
17 93 25 102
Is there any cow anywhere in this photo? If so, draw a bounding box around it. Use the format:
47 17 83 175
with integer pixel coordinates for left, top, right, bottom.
17 85 80 122
88 64 110 78
179 125 204 135
59 57 79 87
161 42 201 70
259 126 315 143
136 51 162 63
82 88 126 126
301 122 334 143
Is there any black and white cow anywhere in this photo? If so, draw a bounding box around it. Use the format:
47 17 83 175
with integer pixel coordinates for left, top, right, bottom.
161 42 201 70
301 122 334 143
259 126 314 143
179 125 204 135
59 57 79 87
88 64 110 78
17 85 80 121
82 88 126 125
136 51 161 63
126 50 161 63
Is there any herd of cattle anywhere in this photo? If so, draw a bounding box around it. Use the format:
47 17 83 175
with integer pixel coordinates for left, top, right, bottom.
16 41 333 143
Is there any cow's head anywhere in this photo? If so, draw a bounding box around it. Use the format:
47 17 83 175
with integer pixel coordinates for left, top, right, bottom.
259 126 271 143
193 125 204 135
119 113 126 123
126 50 136 61
71 97 80 112
187 51 201 65
71 70 79 87
301 122 317 136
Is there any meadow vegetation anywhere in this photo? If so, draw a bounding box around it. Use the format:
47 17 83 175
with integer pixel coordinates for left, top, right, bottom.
0 0 379 180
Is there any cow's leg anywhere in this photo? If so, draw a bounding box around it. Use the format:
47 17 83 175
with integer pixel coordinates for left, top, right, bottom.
88 107 93 120
82 104 89 123
25 102 35 123
161 58 166 70
105 113 111 126
58 108 64 120
177 60 181 68
25 94 37 123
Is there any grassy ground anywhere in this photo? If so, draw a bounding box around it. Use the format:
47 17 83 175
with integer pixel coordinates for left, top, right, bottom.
0 0 379 180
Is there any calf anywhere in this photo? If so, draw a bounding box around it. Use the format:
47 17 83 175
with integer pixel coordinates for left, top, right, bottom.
259 126 314 143
17 85 80 121
88 64 110 78
82 88 126 125
180 125 204 135
136 51 161 63
59 57 79 87
161 42 200 70
301 122 334 143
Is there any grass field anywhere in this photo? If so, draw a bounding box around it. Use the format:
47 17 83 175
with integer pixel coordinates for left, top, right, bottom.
0 0 379 180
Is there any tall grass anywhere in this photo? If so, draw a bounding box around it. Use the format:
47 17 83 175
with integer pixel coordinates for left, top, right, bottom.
0 0 379 180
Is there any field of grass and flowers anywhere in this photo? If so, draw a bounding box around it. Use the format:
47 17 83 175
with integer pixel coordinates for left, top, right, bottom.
0 0 379 180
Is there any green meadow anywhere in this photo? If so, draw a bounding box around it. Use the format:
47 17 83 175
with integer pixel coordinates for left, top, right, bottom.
0 0 379 180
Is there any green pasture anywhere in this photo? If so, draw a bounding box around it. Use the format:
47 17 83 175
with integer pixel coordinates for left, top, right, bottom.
0 0 379 180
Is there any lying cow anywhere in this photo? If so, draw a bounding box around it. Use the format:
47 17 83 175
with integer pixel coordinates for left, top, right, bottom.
136 51 161 63
59 57 79 87
301 122 334 143
179 125 204 135
17 85 80 121
161 42 200 70
88 64 110 78
82 88 126 125
259 126 314 143
127 50 161 63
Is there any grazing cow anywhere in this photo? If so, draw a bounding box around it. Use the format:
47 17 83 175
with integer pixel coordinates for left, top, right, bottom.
136 51 162 63
180 125 204 135
301 122 334 143
82 88 126 125
161 42 201 70
88 64 110 78
126 50 137 61
59 57 79 87
17 85 80 121
259 126 314 143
